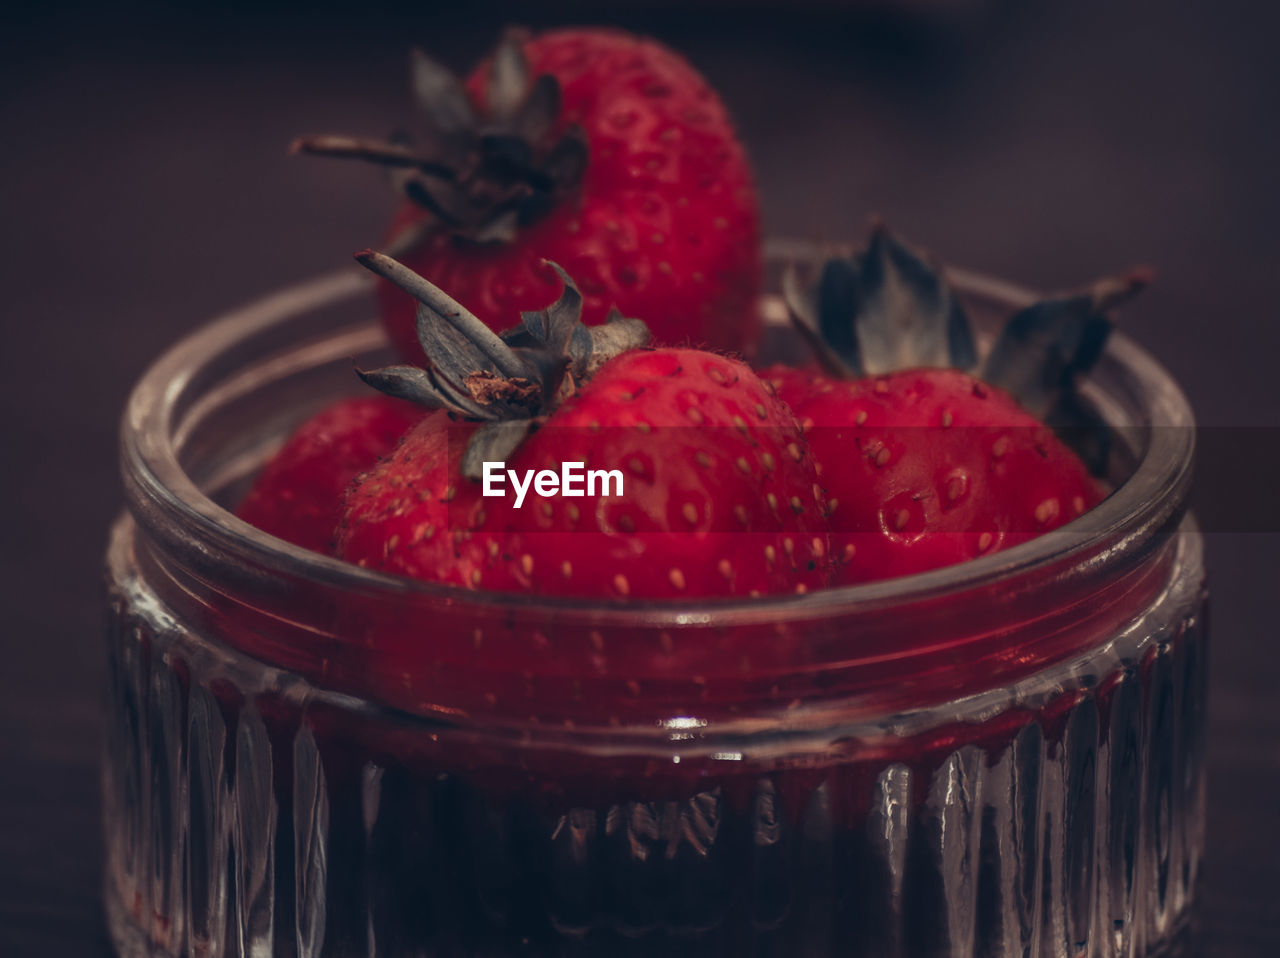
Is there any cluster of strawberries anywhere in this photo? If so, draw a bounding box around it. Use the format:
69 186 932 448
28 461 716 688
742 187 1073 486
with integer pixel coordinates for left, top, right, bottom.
239 27 1142 598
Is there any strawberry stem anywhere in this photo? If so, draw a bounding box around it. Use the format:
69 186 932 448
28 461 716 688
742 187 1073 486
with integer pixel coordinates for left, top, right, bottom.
290 135 456 179
354 250 529 379
1087 268 1153 312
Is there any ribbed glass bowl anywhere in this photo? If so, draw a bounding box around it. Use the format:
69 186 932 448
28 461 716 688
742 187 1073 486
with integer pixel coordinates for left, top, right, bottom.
103 259 1205 958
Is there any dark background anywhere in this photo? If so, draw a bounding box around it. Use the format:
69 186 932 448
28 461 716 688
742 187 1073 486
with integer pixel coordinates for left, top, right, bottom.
2 0 1278 954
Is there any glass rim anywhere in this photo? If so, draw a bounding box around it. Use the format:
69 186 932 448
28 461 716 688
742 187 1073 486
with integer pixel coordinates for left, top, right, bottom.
120 247 1196 627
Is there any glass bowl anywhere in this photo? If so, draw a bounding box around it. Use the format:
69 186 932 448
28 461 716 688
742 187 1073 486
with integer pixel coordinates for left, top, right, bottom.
103 256 1205 958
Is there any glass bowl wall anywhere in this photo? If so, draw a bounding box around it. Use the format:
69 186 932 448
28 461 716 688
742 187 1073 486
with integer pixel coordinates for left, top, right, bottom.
104 261 1205 958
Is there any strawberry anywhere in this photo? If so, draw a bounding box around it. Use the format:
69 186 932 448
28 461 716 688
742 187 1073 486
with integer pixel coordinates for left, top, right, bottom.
335 251 829 599
772 226 1149 584
235 395 422 552
787 368 1104 582
294 28 761 359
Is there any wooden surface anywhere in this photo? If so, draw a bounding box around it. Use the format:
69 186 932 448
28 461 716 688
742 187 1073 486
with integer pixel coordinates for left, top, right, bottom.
2 1 1278 954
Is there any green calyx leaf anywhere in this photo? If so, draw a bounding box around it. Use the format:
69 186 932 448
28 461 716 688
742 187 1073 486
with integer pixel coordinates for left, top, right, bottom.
980 268 1151 419
353 252 650 478
292 29 588 246
784 225 976 379
784 223 1149 417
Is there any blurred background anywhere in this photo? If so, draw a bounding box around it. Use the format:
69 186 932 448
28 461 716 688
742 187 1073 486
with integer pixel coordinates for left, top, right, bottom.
2 0 1277 954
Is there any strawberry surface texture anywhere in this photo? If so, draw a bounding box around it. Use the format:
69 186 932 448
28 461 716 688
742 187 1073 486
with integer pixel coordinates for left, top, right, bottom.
775 367 1103 584
235 395 423 552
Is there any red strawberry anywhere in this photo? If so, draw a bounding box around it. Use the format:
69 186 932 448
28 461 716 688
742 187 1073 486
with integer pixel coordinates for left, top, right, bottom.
294 28 761 359
774 226 1148 584
759 361 820 406
789 368 1102 582
236 395 422 552
336 251 829 599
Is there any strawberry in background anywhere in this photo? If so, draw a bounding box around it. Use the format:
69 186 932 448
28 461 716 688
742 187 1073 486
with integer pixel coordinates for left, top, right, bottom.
294 27 762 359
